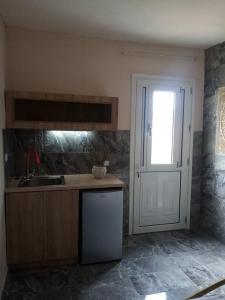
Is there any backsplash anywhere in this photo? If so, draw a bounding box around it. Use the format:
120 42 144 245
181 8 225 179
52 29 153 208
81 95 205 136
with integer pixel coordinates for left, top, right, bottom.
3 129 130 234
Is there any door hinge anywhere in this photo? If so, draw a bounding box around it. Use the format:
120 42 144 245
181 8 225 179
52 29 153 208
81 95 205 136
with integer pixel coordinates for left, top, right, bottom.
187 158 190 165
185 216 187 224
189 124 191 132
190 87 193 95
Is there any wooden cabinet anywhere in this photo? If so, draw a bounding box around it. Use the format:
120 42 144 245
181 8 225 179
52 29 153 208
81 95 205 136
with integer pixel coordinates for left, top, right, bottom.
6 190 79 266
5 91 118 130
45 190 79 260
6 192 45 264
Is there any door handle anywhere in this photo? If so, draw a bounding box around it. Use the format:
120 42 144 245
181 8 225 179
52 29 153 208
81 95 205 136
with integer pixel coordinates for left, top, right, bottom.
176 161 182 168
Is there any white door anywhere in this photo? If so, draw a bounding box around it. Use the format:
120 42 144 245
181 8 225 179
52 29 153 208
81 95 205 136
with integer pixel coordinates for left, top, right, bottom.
132 76 192 234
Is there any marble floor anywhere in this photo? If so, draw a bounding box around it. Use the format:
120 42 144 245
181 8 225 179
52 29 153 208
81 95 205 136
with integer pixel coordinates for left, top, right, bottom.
3 230 225 300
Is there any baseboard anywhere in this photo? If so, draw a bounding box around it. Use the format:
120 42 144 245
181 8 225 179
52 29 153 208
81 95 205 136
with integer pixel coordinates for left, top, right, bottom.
8 258 77 270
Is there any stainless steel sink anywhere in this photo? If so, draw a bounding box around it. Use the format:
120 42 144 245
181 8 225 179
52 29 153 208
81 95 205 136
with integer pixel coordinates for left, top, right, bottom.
17 175 65 187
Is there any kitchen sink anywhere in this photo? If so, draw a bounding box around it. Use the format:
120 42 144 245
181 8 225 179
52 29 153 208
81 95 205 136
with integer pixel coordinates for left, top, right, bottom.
17 175 65 187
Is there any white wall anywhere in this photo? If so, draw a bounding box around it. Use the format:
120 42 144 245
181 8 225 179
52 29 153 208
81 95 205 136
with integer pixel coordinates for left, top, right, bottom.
0 18 7 296
6 27 204 131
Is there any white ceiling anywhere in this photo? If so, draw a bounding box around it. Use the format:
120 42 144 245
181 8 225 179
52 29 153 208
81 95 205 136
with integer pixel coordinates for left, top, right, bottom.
1 0 225 48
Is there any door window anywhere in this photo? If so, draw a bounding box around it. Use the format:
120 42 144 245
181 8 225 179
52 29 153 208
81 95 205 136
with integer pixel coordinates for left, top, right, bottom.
151 91 176 165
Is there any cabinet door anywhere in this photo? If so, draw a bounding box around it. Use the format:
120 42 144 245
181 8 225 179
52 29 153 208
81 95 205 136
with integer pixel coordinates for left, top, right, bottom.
6 192 45 264
45 190 79 260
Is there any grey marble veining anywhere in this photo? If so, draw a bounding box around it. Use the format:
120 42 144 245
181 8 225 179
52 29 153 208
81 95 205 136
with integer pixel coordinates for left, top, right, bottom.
3 130 130 176
205 41 225 98
3 230 225 300
201 41 225 243
190 131 203 231
129 268 195 295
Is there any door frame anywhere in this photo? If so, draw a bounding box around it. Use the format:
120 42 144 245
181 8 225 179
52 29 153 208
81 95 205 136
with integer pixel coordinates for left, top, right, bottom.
129 73 195 235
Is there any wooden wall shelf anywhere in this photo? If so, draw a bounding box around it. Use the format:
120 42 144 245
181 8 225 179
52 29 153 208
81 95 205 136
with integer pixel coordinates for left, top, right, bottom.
5 91 118 130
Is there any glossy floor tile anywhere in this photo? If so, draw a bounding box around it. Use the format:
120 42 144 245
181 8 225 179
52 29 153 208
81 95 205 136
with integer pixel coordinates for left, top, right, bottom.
3 230 225 300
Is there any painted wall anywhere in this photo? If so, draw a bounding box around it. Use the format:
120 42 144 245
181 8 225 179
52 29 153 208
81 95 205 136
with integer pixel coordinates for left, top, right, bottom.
6 27 204 131
201 42 225 242
0 18 7 296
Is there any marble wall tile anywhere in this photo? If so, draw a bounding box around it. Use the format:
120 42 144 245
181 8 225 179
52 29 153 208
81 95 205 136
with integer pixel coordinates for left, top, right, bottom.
3 130 130 174
201 41 225 243
43 131 130 155
205 42 225 98
190 131 203 231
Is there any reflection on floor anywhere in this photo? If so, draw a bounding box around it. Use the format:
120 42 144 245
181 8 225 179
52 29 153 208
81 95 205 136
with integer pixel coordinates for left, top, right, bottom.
3 230 225 300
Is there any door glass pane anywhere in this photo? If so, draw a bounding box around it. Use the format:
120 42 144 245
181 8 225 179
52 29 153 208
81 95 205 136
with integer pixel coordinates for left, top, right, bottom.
151 90 175 164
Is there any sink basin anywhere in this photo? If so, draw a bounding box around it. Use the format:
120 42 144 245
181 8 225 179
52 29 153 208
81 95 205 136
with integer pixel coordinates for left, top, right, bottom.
18 175 65 187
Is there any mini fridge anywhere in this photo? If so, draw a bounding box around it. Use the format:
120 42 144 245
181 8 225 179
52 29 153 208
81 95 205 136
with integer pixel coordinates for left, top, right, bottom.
81 189 123 264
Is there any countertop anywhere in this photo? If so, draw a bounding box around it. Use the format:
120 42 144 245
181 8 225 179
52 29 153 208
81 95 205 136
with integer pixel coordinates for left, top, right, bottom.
5 174 125 193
